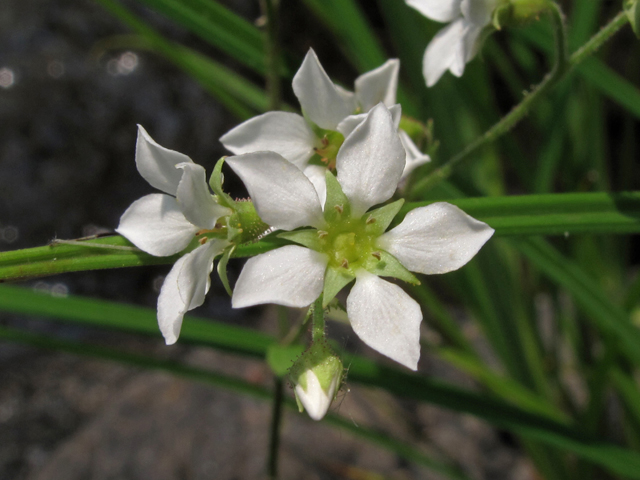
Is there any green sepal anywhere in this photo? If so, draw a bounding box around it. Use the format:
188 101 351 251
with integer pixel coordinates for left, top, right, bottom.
266 344 305 378
363 199 404 236
323 266 355 307
216 244 236 296
288 340 343 395
362 250 421 286
626 0 640 37
492 3 512 30
209 157 236 208
227 200 270 244
278 229 323 251
324 171 351 223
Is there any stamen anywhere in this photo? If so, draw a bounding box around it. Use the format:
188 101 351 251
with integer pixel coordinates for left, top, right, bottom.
334 205 343 214
340 259 349 269
372 251 381 260
198 237 208 245
366 215 376 224
317 230 328 238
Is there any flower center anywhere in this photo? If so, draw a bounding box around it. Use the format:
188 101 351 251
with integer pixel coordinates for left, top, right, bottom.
313 130 344 171
320 216 376 271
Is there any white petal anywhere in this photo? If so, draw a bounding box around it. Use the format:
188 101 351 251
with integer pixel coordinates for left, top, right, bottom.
226 152 325 230
116 194 198 256
157 240 227 345
135 125 193 196
295 370 338 421
232 246 328 308
377 202 494 274
405 0 462 22
176 162 231 229
347 271 422 370
422 18 467 87
292 49 356 130
336 104 405 217
219 112 317 169
336 104 402 139
303 164 328 207
354 59 400 111
399 130 431 180
461 0 497 26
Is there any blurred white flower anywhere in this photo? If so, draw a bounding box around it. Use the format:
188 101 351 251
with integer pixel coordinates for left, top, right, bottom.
406 0 499 86
117 126 231 344
226 104 493 370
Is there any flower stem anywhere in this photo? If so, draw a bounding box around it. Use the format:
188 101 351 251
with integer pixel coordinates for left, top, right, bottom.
267 377 284 480
410 6 629 197
311 295 326 343
261 0 282 111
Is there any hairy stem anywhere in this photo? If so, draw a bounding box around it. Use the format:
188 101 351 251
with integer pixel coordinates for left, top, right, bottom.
311 295 325 342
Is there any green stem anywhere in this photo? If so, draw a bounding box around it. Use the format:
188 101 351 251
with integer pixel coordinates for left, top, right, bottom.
267 377 284 480
261 0 282 111
410 6 629 196
311 295 325 342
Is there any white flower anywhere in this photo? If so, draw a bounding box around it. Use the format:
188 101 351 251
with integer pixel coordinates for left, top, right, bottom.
295 369 340 421
226 104 494 370
406 0 499 86
116 126 231 344
220 48 429 196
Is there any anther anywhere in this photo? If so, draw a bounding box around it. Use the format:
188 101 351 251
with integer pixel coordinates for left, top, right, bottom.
198 237 209 245
334 204 343 214
317 230 328 238
340 258 349 269
372 251 381 260
366 215 376 224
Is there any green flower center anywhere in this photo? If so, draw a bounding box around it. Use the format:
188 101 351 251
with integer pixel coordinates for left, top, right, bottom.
320 215 377 272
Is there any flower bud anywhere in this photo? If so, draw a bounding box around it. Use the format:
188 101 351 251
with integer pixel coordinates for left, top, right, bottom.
289 341 343 421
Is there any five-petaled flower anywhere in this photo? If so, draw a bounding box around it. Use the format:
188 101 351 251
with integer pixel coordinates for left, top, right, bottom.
117 126 231 344
220 48 430 204
406 0 498 86
226 104 494 370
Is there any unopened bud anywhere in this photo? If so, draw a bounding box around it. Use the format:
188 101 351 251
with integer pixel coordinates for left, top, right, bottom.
289 341 343 421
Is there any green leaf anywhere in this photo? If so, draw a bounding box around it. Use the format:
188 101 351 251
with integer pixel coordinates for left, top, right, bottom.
117 0 267 73
2 192 639 282
4 285 640 475
0 324 472 480
301 0 386 72
266 344 305 377
512 237 640 366
93 0 269 119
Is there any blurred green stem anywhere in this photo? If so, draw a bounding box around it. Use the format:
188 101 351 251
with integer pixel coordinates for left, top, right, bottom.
262 0 282 110
410 6 629 196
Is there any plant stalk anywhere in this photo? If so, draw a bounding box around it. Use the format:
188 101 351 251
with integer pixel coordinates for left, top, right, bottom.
410 7 629 196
